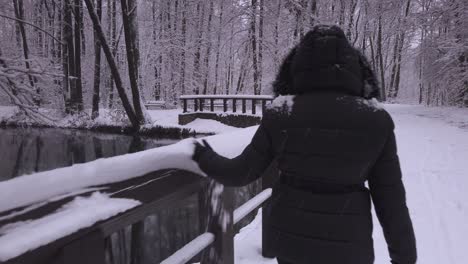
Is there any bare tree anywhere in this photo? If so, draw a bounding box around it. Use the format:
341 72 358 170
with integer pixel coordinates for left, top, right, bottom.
91 0 103 119
83 0 140 128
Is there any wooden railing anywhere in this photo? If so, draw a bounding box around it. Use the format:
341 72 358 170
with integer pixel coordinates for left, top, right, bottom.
180 95 274 115
2 165 278 264
161 188 272 264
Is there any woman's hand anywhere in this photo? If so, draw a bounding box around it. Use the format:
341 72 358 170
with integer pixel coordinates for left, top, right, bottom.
192 139 213 162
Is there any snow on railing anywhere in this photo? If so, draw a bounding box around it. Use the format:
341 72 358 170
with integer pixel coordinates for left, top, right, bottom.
160 233 215 264
233 188 272 225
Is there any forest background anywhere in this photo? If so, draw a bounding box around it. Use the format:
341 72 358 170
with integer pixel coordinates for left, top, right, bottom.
0 0 466 128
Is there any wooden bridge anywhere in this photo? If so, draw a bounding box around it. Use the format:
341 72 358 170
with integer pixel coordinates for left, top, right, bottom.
0 165 278 264
179 95 274 128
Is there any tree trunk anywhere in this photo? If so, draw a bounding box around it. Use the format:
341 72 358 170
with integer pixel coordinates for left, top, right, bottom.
193 2 205 94
250 0 260 95
258 0 264 93
91 0 102 119
83 0 140 129
180 0 187 95
63 0 75 112
152 1 161 100
392 0 412 99
377 14 386 101
202 0 214 95
213 0 225 95
12 0 39 105
108 0 117 108
73 0 84 112
274 0 282 66
120 0 145 124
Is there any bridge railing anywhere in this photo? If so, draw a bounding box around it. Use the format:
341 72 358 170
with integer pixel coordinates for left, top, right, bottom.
180 95 275 115
161 187 272 264
2 165 278 264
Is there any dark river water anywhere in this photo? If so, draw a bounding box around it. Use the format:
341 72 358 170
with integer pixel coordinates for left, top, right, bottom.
0 127 259 263
0 127 179 181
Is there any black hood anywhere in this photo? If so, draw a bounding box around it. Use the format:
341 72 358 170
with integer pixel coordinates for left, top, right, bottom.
273 25 380 99
291 25 362 96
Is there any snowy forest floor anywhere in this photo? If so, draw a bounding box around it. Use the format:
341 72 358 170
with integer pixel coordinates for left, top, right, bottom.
232 103 468 264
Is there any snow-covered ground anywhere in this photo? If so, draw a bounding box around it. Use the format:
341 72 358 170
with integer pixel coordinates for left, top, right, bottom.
233 103 468 264
147 109 240 134
0 106 240 134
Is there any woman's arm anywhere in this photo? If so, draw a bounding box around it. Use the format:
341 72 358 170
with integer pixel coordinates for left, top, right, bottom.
194 124 274 187
369 127 417 264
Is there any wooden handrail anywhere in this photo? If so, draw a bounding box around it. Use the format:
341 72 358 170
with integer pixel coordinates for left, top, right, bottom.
161 188 272 264
180 95 274 100
1 169 275 264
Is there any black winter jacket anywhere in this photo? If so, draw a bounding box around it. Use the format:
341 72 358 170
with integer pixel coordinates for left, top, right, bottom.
196 26 416 264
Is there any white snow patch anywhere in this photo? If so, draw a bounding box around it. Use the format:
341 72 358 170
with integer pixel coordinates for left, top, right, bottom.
0 192 140 261
183 118 240 134
234 209 277 264
0 106 17 121
0 187 106 222
356 98 384 111
267 95 295 114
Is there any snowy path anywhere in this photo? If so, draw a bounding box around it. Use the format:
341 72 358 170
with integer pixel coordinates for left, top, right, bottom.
234 104 468 264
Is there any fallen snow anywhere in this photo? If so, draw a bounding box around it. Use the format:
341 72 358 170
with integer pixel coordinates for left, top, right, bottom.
0 106 17 121
0 187 106 222
0 192 140 261
357 97 384 111
267 95 295 114
234 209 277 264
182 118 240 134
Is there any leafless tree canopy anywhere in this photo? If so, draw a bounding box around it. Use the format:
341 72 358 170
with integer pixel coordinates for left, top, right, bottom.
0 0 466 125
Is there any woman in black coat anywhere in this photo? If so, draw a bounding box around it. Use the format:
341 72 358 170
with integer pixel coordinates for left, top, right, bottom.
192 25 417 264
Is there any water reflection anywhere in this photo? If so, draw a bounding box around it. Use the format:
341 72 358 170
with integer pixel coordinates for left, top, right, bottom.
0 127 179 180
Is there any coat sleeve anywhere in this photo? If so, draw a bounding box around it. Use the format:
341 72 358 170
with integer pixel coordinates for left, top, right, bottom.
369 124 417 264
197 124 274 187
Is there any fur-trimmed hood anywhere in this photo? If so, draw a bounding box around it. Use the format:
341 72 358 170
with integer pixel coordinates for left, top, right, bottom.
273 25 380 100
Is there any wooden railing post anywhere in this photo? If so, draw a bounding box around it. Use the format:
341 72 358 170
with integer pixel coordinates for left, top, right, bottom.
201 181 235 264
262 99 267 113
130 221 145 264
223 98 228 112
261 162 279 259
210 99 215 112
60 230 105 264
252 99 256 115
232 99 237 113
183 99 188 113
200 98 205 112
194 99 199 112
242 99 246 113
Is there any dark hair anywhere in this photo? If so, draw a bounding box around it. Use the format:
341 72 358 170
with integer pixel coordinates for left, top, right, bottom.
272 47 297 96
356 50 381 100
